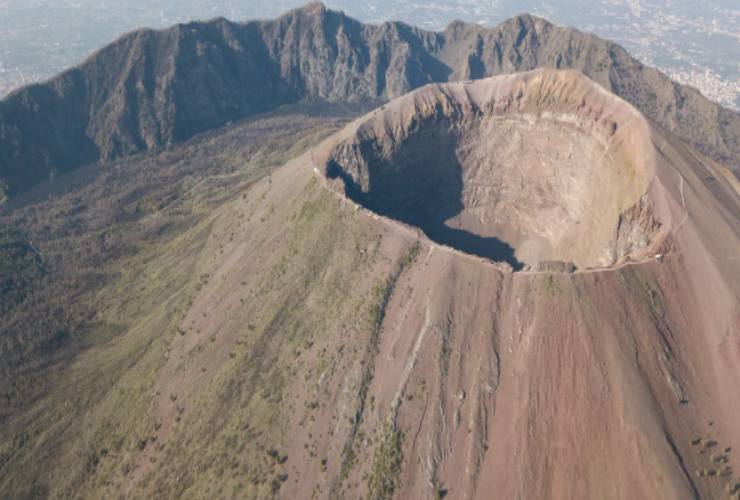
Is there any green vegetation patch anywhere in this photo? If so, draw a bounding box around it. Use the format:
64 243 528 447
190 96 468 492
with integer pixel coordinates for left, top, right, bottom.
0 228 45 313
542 274 560 296
367 423 405 500
338 240 420 487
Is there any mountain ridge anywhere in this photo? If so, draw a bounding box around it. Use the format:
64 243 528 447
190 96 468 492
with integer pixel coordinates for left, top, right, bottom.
0 47 739 500
0 2 738 200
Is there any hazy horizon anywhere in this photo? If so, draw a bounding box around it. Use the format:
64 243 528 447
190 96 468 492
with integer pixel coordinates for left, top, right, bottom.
0 0 738 109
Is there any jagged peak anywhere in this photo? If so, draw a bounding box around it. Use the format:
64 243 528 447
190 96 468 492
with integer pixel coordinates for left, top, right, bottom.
270 1 358 30
442 12 553 39
444 19 469 30
281 1 330 20
497 12 554 33
511 12 536 23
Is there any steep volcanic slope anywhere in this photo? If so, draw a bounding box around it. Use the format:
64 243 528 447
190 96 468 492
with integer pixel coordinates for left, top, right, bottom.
311 71 740 500
119 73 738 500
0 105 362 497
1 2 738 199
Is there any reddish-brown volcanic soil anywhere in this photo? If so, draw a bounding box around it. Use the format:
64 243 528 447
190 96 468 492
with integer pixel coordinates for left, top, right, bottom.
295 69 739 499
132 70 738 499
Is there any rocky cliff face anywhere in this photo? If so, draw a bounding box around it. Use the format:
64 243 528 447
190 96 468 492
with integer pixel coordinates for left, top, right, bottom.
0 2 737 199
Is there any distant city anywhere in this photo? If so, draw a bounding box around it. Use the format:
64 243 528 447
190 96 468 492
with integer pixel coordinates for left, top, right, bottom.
1 0 738 109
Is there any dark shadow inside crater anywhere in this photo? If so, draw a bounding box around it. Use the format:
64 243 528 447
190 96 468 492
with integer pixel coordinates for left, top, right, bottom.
421 224 523 270
326 127 523 270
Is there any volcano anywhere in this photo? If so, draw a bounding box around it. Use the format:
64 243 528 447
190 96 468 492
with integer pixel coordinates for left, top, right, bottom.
0 7 739 500
267 70 739 499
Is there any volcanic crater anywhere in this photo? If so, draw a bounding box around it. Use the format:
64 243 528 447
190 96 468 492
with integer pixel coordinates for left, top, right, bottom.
323 70 663 271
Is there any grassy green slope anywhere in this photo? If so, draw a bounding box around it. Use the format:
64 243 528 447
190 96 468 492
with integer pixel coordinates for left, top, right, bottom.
0 105 384 499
